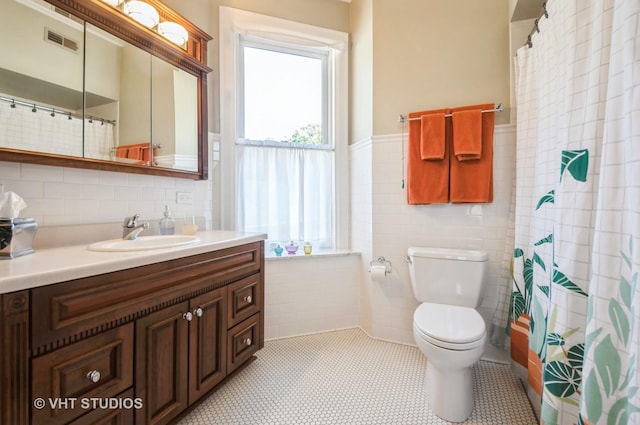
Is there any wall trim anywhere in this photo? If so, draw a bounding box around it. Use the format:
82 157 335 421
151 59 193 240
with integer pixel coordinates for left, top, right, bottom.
348 137 372 152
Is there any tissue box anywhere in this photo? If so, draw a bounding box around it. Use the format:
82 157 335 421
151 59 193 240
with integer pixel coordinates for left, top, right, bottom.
0 218 38 259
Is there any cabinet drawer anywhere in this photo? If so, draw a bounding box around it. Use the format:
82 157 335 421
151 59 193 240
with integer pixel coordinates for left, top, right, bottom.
68 389 135 425
227 314 261 374
227 274 261 328
32 324 134 425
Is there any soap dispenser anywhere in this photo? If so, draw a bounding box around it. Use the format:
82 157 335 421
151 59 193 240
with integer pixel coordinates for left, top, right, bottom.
159 205 175 235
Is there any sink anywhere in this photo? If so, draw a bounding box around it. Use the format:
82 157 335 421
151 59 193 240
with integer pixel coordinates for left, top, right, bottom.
88 235 200 252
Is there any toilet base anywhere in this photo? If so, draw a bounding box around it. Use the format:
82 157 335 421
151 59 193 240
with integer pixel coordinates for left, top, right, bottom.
425 362 474 422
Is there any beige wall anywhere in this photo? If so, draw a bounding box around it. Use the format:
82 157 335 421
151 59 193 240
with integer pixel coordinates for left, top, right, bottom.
350 0 373 143
369 0 511 136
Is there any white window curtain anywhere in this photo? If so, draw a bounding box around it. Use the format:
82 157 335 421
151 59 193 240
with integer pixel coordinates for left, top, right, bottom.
236 142 334 248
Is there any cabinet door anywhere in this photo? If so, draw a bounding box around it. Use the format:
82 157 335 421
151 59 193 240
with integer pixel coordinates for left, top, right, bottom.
32 324 133 425
135 302 189 425
188 287 227 404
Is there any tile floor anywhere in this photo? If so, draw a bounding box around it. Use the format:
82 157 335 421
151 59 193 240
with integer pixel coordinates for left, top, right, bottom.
178 328 538 424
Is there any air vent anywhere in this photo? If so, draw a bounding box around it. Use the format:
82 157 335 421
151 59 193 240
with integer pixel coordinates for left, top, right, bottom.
53 6 69 18
44 28 79 53
53 6 83 25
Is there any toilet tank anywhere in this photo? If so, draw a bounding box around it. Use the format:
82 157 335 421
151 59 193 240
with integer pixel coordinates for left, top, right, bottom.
407 247 488 308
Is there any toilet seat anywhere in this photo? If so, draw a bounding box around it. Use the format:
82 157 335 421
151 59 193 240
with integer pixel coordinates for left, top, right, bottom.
413 302 486 350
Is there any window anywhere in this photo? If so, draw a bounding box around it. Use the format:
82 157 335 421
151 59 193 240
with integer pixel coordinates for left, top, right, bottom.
220 7 349 251
240 38 327 145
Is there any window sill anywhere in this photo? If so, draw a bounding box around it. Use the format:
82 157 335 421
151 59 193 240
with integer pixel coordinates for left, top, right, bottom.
265 249 361 261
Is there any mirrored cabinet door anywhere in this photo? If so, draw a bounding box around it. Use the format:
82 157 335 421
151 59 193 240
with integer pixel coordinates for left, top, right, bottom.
151 56 198 171
0 0 84 157
85 23 152 165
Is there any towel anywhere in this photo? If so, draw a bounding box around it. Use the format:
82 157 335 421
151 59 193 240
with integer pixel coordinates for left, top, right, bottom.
407 108 451 204
126 146 143 161
452 109 482 161
449 103 494 203
115 146 129 158
420 113 446 160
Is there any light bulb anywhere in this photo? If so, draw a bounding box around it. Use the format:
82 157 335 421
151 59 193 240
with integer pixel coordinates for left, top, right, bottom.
123 1 159 28
158 21 189 46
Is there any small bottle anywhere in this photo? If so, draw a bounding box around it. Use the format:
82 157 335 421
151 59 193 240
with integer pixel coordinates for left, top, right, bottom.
159 205 175 235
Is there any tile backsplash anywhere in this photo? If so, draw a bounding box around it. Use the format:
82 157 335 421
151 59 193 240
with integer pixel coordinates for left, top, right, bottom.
0 134 218 229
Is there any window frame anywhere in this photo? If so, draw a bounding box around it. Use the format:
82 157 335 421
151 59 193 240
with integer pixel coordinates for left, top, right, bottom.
219 7 349 250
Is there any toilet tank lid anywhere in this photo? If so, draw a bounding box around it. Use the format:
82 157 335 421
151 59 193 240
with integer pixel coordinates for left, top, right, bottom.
407 247 488 262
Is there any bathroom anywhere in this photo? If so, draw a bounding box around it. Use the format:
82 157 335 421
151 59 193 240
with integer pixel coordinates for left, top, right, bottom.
1 0 638 424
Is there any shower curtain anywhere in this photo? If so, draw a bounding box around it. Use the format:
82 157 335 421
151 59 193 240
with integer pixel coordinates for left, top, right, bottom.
510 1 640 424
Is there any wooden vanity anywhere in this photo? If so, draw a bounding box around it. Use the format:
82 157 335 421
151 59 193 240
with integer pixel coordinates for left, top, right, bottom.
0 236 265 425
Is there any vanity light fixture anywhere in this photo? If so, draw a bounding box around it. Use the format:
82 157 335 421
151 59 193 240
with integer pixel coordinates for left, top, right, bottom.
99 0 188 47
157 21 188 46
123 0 159 28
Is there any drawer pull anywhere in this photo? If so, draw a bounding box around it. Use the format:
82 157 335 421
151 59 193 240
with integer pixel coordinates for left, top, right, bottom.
243 295 252 303
193 307 203 317
86 370 101 383
243 338 252 346
183 312 193 322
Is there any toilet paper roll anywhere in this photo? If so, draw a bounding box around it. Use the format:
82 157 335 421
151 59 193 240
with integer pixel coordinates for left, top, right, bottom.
370 264 387 282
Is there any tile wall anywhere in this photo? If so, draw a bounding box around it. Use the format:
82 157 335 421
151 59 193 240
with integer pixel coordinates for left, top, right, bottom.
351 125 517 348
0 134 218 228
264 254 361 340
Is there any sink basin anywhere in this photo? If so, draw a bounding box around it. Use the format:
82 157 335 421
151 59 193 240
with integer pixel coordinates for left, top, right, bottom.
88 235 200 252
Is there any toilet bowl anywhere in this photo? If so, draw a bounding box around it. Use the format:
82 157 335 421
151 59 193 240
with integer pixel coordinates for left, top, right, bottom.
413 302 486 422
407 247 489 423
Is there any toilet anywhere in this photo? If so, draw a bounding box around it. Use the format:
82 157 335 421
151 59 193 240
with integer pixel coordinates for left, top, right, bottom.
407 246 488 423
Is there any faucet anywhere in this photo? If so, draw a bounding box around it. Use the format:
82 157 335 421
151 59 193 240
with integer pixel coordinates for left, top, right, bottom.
122 214 150 240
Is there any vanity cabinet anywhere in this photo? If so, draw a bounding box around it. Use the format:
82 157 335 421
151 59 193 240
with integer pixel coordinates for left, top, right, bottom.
0 241 264 425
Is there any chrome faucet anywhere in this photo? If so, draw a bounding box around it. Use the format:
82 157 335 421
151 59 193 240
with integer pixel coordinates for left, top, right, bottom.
122 214 150 240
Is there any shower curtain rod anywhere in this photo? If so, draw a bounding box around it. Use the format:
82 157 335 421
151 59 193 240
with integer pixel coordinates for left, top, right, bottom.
524 1 549 48
0 95 116 125
398 103 503 123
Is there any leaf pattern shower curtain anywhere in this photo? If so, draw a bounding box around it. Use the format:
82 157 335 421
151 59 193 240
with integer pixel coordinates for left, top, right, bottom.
511 1 640 424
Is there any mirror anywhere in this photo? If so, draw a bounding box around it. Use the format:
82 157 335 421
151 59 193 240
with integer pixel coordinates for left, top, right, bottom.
0 0 212 179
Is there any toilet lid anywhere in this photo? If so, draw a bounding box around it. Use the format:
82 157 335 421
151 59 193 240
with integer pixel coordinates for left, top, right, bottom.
414 303 486 344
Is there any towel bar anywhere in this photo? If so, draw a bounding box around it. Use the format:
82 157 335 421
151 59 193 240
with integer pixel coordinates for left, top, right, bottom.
398 103 503 123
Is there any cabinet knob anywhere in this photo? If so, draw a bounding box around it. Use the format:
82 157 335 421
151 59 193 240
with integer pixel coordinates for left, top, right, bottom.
194 307 203 317
243 295 252 303
243 338 252 346
86 370 101 383
183 312 193 321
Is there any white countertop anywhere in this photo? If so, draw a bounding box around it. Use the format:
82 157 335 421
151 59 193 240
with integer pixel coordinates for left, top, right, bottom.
0 230 267 294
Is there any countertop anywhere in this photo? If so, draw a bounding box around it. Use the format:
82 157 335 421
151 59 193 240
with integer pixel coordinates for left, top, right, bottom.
0 230 267 294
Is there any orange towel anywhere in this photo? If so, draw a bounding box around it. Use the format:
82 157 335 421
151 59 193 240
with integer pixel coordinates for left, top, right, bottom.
127 146 143 161
115 146 129 158
452 109 482 161
407 108 451 204
449 103 494 203
420 113 446 160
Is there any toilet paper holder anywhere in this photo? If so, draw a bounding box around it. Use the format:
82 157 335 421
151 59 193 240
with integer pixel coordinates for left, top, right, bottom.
369 256 392 274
